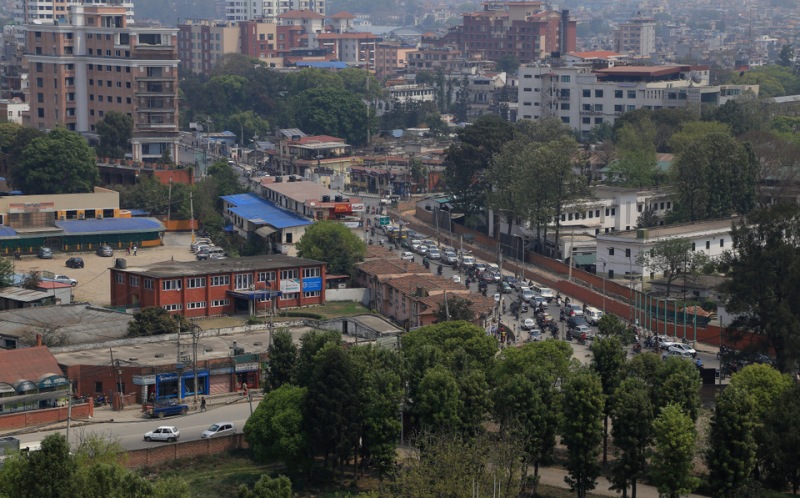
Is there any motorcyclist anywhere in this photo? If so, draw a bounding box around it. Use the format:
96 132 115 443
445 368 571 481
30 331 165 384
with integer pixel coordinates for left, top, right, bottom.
437 264 443 275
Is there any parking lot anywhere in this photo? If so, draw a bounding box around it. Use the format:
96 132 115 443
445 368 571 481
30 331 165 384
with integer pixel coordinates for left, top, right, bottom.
11 233 197 306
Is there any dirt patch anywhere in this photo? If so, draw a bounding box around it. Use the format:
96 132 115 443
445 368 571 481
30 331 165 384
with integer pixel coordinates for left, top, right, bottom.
13 233 197 306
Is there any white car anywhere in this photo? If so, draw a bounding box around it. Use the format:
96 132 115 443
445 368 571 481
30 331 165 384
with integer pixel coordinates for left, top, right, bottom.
565 303 584 316
520 288 535 302
572 324 592 337
144 426 180 442
201 422 236 439
53 274 78 286
522 318 536 330
428 248 441 260
400 251 414 261
528 329 543 341
657 335 678 349
663 349 693 360
451 275 461 283
668 343 697 358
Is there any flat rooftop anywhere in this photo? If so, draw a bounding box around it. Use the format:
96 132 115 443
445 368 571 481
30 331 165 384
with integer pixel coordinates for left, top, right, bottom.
604 218 737 240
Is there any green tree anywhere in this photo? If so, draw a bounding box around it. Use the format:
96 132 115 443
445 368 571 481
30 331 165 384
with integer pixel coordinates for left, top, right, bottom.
653 356 702 422
21 271 41 290
11 128 98 194
495 55 519 75
741 130 800 206
668 121 732 155
415 365 462 431
626 352 663 389
671 133 758 221
303 344 362 480
609 121 659 187
267 330 297 391
433 294 475 323
709 100 768 137
151 476 191 498
651 404 700 498
636 237 709 297
95 111 133 159
779 44 793 67
443 115 514 222
126 306 191 338
609 377 653 498
237 474 292 498
244 385 308 474
0 433 77 498
762 383 800 493
720 204 800 373
291 87 369 146
560 369 605 498
706 386 758 497
223 110 271 145
596 313 634 343
296 220 366 276
728 363 792 420
292 329 341 386
590 336 627 465
207 160 244 197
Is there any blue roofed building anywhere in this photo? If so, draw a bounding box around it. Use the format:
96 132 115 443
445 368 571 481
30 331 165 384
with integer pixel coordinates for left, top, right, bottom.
221 193 312 255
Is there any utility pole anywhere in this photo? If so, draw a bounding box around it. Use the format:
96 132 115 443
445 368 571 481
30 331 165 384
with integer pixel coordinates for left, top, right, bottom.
177 323 182 403
444 291 450 321
189 191 195 243
109 347 118 410
167 177 173 223
192 323 200 409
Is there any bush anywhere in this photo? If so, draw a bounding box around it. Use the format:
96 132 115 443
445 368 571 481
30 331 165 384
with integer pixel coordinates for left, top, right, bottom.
278 311 324 320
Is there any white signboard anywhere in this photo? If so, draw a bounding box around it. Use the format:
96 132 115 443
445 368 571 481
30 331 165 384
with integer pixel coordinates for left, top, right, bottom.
351 203 365 212
280 279 301 293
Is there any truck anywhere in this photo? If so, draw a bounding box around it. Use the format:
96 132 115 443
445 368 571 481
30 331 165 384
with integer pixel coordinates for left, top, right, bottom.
146 399 189 418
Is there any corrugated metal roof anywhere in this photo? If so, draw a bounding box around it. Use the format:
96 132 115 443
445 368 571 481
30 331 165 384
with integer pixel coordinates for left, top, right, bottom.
0 304 134 345
0 226 18 238
221 193 312 229
56 217 165 234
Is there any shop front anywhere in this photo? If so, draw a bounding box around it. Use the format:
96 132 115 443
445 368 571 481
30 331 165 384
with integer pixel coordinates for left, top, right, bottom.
151 370 209 400
234 355 260 391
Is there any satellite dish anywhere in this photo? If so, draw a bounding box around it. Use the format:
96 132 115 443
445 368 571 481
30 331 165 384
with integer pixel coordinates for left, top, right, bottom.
689 71 703 84
392 129 404 138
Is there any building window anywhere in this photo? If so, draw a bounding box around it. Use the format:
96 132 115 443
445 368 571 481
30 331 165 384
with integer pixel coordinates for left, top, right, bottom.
162 279 182 291
211 275 230 286
187 301 206 309
560 75 570 82
609 247 615 255
144 279 153 290
625 248 631 257
280 292 299 300
303 291 321 298
303 267 320 278
211 299 230 307
595 89 604 98
115 273 124 284
163 303 183 311
615 90 623 98
608 269 614 279
720 238 724 247
628 90 636 98
257 271 275 283
187 277 206 288
129 276 140 286
582 89 590 98
235 273 253 290
706 241 710 250
280 269 298 280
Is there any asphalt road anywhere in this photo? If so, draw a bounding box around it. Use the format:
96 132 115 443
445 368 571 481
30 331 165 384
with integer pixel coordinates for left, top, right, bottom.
15 400 255 451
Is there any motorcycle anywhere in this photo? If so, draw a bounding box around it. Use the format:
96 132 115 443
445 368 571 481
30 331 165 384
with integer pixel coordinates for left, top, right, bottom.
577 332 588 345
632 342 642 354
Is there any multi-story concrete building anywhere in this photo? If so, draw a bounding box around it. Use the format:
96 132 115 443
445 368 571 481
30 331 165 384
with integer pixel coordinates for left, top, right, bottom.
406 46 465 73
24 5 180 163
439 2 576 64
613 17 656 58
315 31 379 70
596 217 737 282
224 0 325 21
12 0 134 44
517 63 758 139
276 9 324 47
374 42 415 79
0 97 28 124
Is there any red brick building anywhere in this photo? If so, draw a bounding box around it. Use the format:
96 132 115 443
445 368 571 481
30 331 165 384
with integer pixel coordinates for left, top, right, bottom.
110 254 326 317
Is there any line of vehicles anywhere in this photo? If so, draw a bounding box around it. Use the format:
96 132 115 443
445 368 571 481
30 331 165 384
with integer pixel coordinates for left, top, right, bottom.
143 422 237 443
190 237 227 260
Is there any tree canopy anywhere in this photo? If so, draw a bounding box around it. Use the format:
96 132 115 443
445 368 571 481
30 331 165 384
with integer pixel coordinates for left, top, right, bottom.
295 220 366 276
127 306 192 337
95 111 133 159
11 128 99 195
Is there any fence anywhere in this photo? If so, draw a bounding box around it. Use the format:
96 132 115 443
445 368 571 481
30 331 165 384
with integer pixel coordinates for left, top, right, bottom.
124 433 248 469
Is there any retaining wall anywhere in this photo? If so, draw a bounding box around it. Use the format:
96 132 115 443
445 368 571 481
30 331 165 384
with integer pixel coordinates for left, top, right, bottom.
0 402 94 430
124 433 248 469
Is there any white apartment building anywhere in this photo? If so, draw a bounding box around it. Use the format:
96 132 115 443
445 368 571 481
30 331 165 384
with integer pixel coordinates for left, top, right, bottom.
596 217 736 281
224 0 325 21
13 0 134 43
612 17 656 58
516 63 758 138
0 97 29 124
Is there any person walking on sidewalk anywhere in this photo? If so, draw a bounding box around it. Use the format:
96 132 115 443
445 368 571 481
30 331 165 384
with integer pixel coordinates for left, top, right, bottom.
200 397 206 412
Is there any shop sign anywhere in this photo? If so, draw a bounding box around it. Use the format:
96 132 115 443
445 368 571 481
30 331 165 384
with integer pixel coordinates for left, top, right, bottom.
334 203 350 213
9 202 55 213
280 279 301 293
133 375 157 385
351 203 365 212
235 362 259 373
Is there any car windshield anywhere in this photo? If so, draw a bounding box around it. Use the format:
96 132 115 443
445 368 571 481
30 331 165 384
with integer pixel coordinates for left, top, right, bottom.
208 424 220 431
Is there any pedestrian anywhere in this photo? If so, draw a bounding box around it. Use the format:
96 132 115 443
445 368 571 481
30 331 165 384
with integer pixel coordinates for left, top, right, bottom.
126 246 130 255
133 244 137 256
200 397 206 412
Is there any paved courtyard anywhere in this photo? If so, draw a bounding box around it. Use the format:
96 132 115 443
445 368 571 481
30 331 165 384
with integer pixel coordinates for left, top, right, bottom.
11 232 197 306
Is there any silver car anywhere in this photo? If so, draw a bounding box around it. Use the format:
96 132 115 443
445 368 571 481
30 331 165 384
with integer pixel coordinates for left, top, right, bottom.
201 422 236 439
144 426 180 442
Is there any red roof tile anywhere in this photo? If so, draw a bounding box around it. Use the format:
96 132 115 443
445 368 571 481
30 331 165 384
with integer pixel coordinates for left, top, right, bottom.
0 346 62 383
331 11 355 18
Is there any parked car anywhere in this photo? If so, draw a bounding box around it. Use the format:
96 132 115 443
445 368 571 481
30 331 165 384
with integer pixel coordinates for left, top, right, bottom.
522 318 537 330
196 247 225 260
190 238 212 252
208 252 227 260
400 251 414 261
147 399 189 418
668 343 697 358
143 426 180 442
95 245 114 257
427 248 441 260
53 275 77 286
201 422 236 439
65 257 84 269
37 247 53 259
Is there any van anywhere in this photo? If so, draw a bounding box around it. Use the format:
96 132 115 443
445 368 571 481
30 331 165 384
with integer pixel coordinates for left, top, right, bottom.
585 306 603 325
533 285 555 302
197 247 225 260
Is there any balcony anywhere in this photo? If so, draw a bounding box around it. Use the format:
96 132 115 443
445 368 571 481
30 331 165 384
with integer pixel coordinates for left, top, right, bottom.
131 46 177 60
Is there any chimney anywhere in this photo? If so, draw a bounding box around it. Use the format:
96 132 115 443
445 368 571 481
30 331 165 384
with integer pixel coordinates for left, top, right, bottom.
36 333 42 347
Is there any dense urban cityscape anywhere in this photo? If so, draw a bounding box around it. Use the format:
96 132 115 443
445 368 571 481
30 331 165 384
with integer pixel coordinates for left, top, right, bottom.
0 0 797 496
